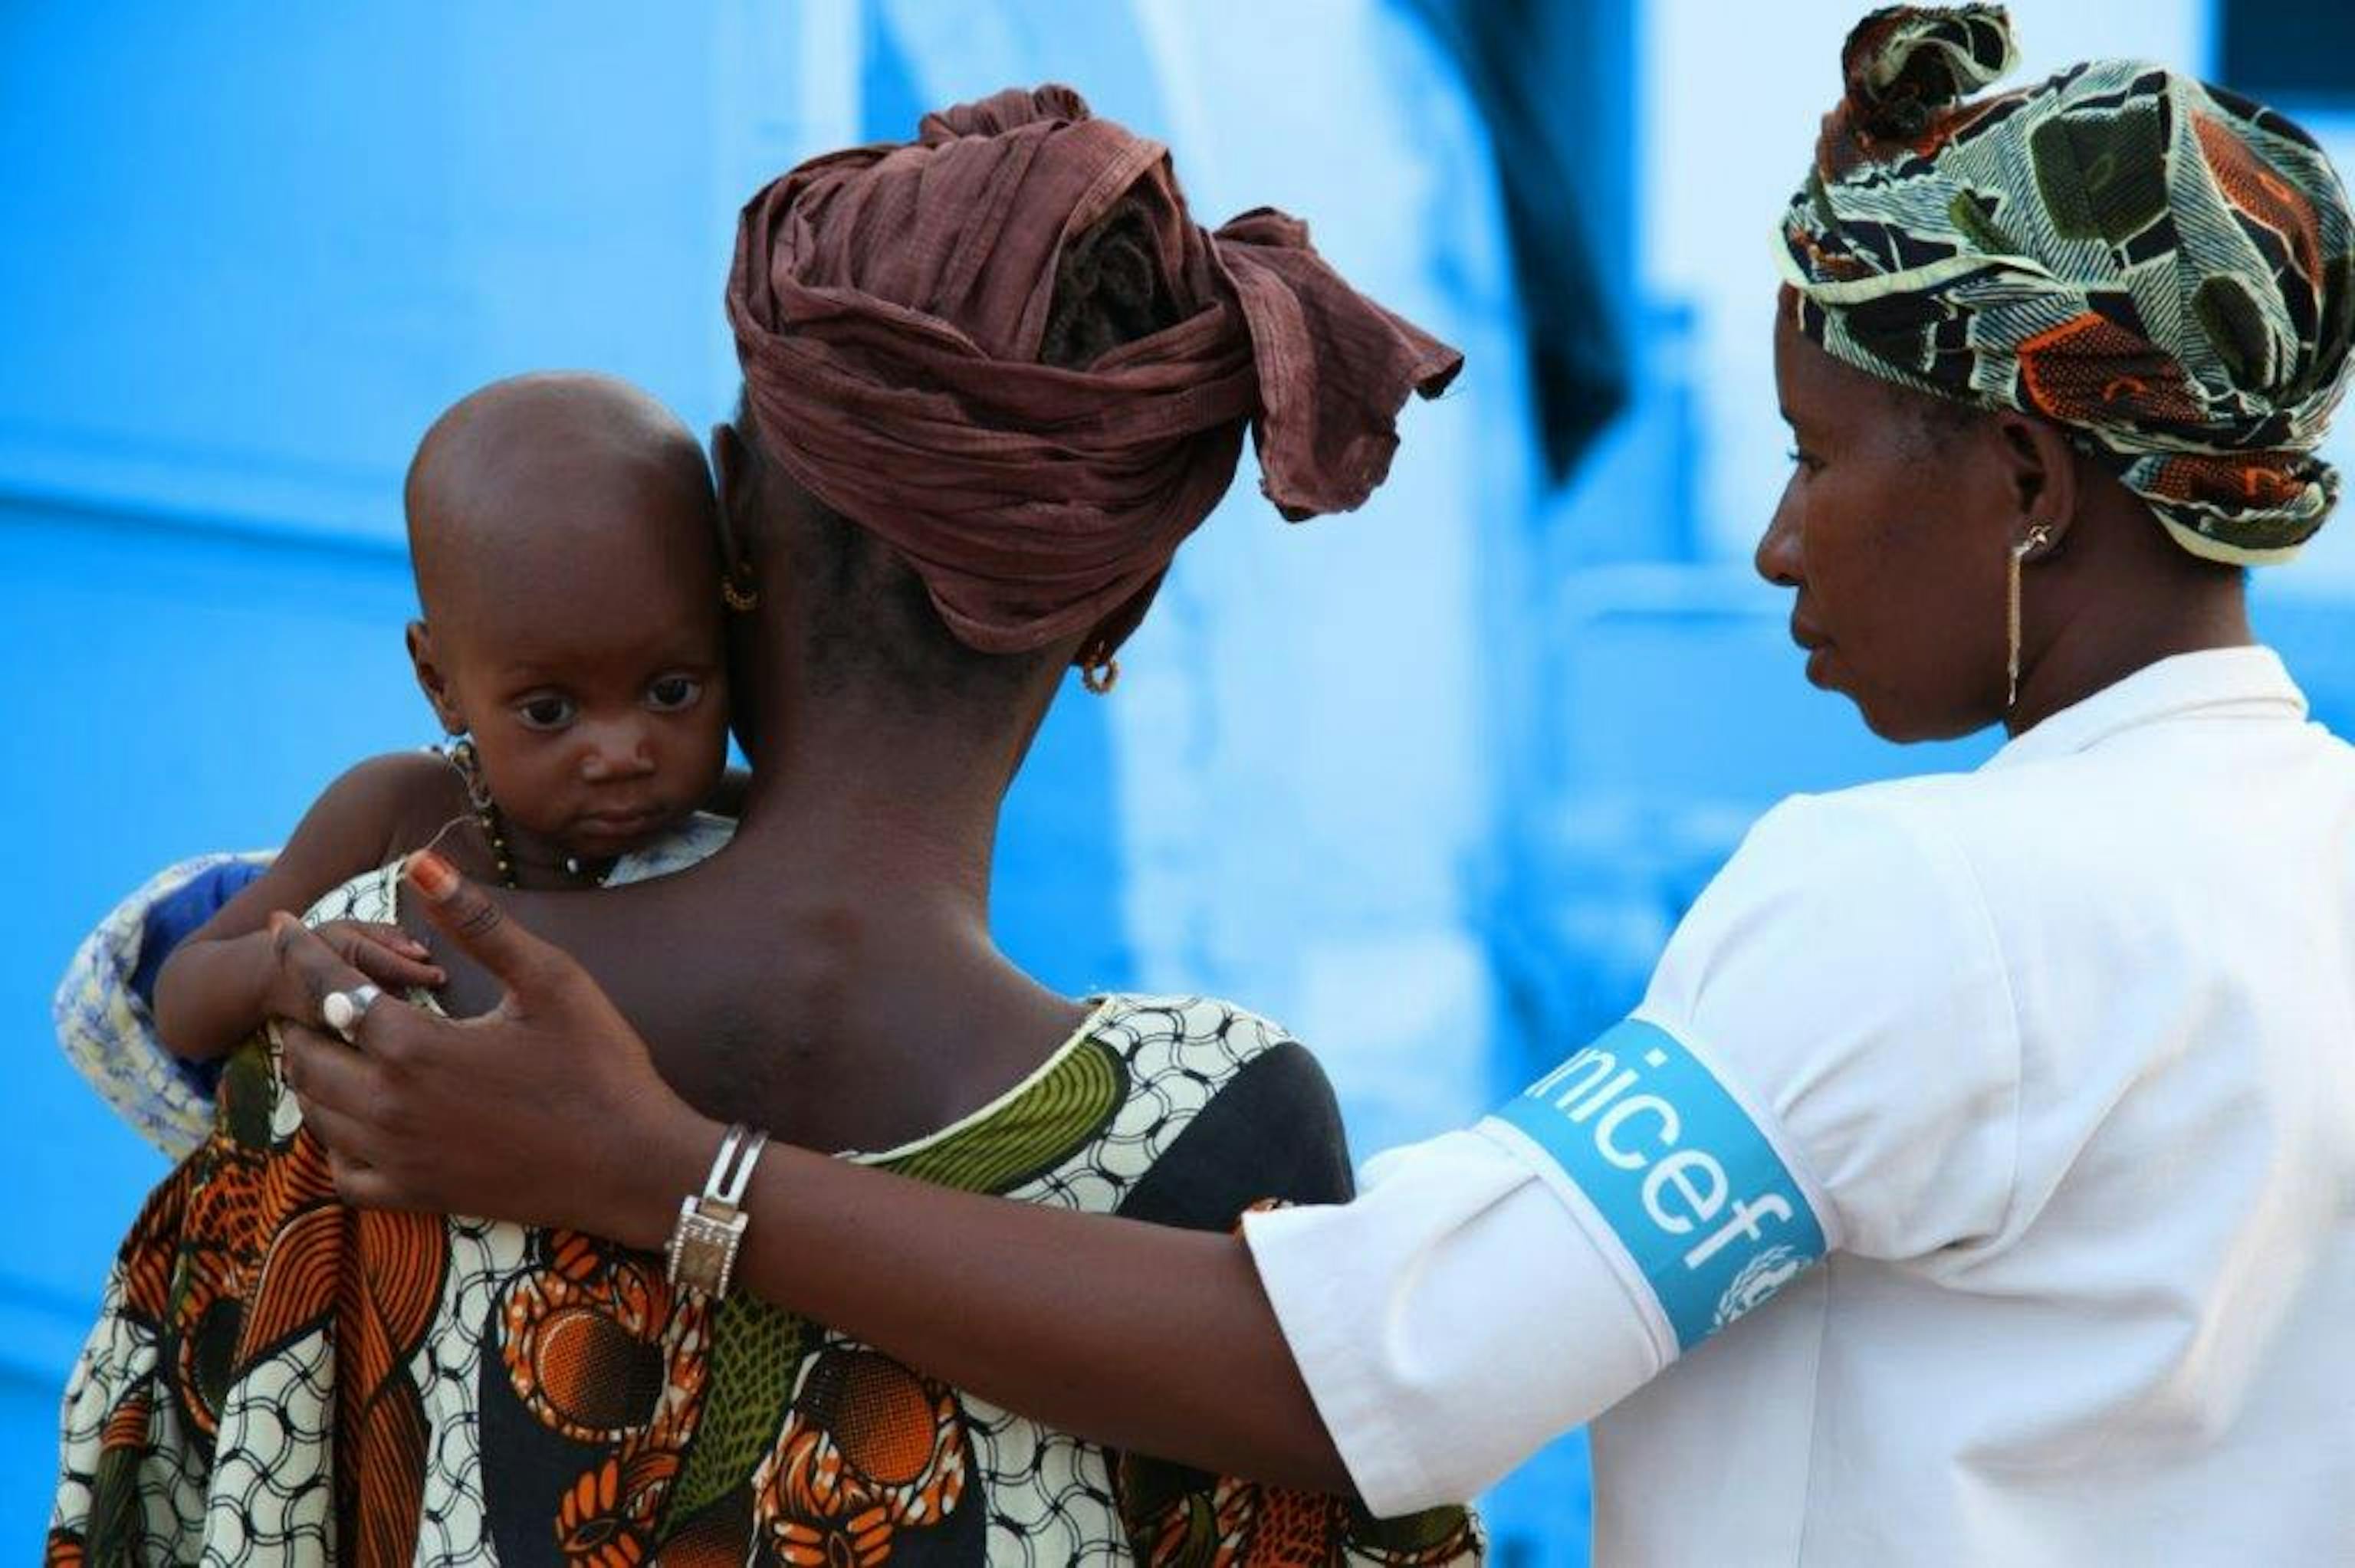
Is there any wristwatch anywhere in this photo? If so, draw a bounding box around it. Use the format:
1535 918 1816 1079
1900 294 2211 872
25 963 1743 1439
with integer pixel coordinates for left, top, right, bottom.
665 1123 769 1297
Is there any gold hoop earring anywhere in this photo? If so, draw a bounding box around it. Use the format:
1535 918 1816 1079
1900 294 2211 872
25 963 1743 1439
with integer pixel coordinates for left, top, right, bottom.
2007 523 2053 710
721 563 760 614
1079 645 1120 696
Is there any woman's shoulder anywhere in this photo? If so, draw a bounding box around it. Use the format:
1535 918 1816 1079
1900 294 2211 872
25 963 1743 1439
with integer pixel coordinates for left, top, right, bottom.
1666 770 2012 956
1732 773 1992 915
1664 783 2011 1045
1090 992 1301 1054
1763 768 1979 838
1082 994 1357 1217
1086 992 1335 1098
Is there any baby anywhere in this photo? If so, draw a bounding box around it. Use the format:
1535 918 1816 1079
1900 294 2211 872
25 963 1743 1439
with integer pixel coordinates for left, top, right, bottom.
152 372 734 1061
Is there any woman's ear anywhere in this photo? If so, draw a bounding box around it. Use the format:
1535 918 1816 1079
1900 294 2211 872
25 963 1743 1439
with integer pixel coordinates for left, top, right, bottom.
710 421 745 485
1992 412 2082 552
709 422 758 578
711 425 751 531
406 620 467 735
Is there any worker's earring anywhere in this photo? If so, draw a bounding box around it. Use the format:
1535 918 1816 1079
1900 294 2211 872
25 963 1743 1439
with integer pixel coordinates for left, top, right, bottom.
1079 639 1121 697
2006 523 2054 710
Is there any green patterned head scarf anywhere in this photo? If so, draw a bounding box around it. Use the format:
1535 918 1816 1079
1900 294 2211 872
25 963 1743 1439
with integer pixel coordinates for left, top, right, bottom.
1777 5 2355 564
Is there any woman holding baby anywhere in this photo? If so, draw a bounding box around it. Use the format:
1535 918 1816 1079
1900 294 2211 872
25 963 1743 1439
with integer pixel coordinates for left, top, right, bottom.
49 86 1473 1565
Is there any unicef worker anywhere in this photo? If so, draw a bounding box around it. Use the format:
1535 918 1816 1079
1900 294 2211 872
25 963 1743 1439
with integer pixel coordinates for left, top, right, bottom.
199 8 2355 1562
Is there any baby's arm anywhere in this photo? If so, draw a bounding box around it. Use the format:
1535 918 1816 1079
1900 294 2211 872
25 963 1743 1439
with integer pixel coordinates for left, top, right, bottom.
152 753 451 1061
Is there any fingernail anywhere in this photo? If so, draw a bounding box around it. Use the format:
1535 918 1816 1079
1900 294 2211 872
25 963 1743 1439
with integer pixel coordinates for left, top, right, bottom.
406 850 459 901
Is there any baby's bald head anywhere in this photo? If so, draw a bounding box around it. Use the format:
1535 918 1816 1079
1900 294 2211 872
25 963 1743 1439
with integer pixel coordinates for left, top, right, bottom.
402 373 731 861
405 372 718 641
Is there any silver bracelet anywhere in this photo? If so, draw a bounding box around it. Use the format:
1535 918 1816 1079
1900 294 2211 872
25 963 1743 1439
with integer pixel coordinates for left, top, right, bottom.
664 1123 769 1298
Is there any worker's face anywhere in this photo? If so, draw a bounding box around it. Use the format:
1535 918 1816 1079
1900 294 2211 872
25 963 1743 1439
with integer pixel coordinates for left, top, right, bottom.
1756 304 2019 742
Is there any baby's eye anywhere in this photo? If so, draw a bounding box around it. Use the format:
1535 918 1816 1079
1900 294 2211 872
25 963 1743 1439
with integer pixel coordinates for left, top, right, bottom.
515 695 577 731
1786 446 1823 474
647 675 704 713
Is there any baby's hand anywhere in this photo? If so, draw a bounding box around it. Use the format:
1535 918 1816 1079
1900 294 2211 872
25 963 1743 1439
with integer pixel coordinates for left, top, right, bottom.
308 920 447 997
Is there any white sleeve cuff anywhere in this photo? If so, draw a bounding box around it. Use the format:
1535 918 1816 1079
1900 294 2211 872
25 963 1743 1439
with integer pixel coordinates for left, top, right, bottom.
1243 1128 1662 1517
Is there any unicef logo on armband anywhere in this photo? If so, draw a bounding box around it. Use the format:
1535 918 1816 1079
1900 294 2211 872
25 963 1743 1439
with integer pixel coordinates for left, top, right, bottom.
1488 1020 1828 1355
1713 1244 1808 1330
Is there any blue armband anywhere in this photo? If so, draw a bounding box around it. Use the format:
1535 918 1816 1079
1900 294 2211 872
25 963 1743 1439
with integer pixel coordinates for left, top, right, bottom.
1490 1019 1828 1353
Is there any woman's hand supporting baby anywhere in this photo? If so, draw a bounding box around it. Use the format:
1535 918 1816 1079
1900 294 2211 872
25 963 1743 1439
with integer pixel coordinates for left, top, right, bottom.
268 851 714 1248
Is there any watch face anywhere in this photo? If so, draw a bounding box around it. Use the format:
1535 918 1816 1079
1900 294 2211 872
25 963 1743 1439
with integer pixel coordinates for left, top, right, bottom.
668 1201 749 1297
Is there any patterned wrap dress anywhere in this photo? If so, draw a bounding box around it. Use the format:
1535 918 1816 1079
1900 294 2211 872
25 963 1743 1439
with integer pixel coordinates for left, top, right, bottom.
49 838 1483 1566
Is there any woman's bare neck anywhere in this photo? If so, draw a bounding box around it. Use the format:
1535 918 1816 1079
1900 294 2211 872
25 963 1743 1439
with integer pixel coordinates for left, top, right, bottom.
423 713 1089 1152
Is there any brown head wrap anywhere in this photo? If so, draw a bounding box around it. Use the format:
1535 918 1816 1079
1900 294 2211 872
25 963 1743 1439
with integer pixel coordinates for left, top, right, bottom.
726 85 1464 656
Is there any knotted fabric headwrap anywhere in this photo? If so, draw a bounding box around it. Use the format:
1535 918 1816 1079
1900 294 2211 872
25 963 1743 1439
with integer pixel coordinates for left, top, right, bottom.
727 85 1464 654
1778 5 2355 563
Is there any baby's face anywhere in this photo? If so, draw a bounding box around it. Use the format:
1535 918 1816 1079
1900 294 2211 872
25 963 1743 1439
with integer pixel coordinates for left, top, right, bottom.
436 523 728 863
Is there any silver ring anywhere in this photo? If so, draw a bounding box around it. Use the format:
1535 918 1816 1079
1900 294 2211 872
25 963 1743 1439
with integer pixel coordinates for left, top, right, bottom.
322 983 384 1041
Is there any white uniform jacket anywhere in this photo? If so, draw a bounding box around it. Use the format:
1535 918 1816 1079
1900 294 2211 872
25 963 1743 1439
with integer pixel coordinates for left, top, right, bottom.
1246 647 2355 1565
